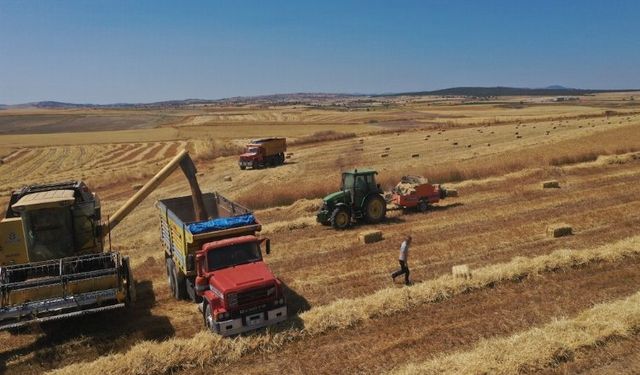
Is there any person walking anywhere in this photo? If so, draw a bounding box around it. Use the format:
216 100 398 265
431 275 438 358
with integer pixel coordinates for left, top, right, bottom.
392 235 412 285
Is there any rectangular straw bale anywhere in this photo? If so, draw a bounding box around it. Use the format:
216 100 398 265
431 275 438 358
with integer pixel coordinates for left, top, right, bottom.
445 188 458 197
359 230 383 244
547 224 573 238
380 153 389 158
411 154 420 158
542 180 560 189
452 264 471 279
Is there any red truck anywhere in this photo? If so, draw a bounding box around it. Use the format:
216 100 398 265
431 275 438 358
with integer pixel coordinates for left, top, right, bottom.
238 137 287 170
157 193 287 336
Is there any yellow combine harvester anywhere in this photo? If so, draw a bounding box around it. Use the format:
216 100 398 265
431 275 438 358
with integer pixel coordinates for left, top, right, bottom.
0 150 207 330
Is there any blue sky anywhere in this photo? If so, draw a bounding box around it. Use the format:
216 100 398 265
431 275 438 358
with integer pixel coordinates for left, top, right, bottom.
1 1 639 104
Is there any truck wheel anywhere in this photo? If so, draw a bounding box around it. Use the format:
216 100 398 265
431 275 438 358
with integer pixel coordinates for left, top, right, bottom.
364 195 387 223
330 207 350 229
170 263 188 300
417 199 429 213
204 303 215 332
279 153 285 165
166 258 174 293
240 165 246 170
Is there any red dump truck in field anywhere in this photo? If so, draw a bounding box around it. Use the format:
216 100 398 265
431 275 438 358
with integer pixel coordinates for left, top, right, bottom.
157 193 287 336
238 137 287 170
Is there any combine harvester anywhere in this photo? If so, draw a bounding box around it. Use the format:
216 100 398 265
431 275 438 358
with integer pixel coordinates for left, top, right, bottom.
0 150 205 330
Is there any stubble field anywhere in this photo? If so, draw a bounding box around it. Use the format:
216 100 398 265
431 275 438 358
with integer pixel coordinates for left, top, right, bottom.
0 92 639 374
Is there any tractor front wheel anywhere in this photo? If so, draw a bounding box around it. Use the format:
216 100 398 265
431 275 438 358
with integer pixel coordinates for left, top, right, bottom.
364 195 387 223
330 207 351 229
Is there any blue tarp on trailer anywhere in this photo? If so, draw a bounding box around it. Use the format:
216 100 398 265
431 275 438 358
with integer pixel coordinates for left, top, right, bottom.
188 213 256 234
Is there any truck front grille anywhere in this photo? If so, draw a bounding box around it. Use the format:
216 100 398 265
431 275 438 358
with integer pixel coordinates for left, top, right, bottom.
237 285 275 306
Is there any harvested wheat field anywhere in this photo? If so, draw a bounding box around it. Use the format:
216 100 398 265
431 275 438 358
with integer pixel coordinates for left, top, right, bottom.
1 92 640 375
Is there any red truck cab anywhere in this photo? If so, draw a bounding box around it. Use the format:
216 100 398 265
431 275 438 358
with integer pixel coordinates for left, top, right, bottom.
195 235 287 336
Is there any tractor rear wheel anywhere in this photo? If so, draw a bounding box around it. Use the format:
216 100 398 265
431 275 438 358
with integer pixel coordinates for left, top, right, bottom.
364 195 387 223
330 207 350 229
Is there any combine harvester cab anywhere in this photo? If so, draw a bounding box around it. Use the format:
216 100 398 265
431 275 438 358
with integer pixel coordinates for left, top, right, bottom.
158 193 287 336
0 182 134 330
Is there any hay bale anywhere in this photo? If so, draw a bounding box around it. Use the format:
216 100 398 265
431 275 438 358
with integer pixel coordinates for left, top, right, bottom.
487 143 491 146
359 230 383 244
452 264 472 279
445 188 458 197
380 153 389 158
452 142 458 146
547 224 573 238
385 147 391 151
355 147 364 151
223 175 232 182
131 183 143 191
286 152 294 156
542 180 560 189
411 153 420 158
516 135 522 139
466 144 471 148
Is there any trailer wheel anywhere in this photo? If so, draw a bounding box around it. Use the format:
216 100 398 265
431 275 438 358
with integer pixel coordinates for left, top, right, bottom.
417 200 429 213
240 165 246 170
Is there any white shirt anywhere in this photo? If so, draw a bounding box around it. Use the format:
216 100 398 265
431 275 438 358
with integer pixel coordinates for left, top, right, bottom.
399 240 409 262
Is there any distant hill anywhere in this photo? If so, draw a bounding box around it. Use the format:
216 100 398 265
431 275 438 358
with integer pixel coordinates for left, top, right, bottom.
544 85 572 90
383 86 638 97
2 87 638 109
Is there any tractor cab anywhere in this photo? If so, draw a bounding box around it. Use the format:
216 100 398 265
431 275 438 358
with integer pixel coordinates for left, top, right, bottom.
317 168 387 229
341 169 381 207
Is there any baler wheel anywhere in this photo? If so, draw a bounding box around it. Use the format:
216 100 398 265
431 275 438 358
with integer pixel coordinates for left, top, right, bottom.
417 199 429 213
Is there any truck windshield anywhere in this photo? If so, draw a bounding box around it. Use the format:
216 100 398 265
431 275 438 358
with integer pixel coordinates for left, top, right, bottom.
207 242 262 270
247 147 259 153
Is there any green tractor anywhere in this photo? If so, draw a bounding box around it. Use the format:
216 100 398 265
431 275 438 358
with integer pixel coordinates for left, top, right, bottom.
316 168 387 229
